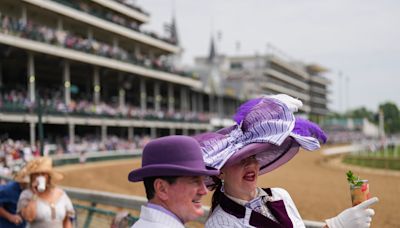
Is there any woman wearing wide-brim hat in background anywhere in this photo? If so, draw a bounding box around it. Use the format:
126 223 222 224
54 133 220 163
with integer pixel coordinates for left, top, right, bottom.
17 156 75 228
194 94 378 228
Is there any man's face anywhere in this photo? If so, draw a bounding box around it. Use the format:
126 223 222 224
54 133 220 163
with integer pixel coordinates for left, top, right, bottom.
221 155 260 201
164 176 208 223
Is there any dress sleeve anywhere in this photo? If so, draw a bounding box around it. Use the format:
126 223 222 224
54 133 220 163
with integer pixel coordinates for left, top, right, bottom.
62 190 75 218
272 188 306 228
17 189 33 213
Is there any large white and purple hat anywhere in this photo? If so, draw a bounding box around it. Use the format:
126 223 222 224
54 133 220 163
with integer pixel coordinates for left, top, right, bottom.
194 94 327 183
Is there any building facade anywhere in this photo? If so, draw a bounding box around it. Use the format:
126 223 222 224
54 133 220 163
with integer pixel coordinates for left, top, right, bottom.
195 47 331 120
0 0 239 152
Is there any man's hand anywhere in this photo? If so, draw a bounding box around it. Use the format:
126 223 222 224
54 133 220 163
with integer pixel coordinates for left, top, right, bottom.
8 214 23 225
325 197 379 228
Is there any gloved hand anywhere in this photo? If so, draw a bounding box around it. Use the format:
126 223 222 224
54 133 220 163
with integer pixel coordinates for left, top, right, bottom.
325 197 378 228
265 94 303 112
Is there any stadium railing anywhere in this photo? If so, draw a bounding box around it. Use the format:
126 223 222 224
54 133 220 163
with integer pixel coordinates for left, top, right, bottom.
51 149 142 166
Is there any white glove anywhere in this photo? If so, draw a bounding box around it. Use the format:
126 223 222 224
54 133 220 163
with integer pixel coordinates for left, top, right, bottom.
265 94 303 112
325 197 378 228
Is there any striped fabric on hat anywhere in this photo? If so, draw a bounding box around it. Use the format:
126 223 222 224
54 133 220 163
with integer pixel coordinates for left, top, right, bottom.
199 96 326 170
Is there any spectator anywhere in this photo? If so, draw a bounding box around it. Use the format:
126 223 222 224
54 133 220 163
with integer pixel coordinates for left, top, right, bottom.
194 95 377 228
128 136 219 227
0 164 29 228
17 157 75 228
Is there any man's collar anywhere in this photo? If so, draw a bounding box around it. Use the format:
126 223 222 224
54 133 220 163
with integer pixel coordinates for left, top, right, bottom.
146 202 184 224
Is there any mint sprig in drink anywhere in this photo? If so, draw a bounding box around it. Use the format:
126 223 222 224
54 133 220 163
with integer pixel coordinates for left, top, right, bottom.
346 170 370 206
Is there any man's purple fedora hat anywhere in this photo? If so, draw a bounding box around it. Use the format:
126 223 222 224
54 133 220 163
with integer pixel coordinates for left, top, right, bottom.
193 94 327 182
128 135 220 182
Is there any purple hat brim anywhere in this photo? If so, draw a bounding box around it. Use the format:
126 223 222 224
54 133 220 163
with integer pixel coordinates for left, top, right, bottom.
223 137 300 174
128 164 220 182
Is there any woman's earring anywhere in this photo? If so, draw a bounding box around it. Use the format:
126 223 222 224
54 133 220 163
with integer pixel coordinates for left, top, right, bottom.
220 179 225 192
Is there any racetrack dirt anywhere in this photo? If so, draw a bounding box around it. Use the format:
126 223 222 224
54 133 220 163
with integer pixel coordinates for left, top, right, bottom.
57 150 399 228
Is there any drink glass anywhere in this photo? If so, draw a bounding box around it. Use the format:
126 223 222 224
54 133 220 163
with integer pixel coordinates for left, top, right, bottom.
350 180 370 206
36 175 47 192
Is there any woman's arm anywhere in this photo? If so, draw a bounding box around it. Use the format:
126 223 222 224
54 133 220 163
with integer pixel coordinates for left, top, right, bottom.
63 214 72 228
17 189 38 223
20 194 37 222
61 188 75 228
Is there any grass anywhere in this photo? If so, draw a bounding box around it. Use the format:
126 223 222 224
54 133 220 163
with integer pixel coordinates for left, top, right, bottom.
343 146 400 170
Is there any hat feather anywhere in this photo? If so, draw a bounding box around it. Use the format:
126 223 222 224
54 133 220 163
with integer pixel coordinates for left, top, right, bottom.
293 117 327 143
233 98 263 125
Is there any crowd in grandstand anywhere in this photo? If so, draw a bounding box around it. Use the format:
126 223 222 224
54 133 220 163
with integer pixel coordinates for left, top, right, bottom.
0 89 211 122
0 12 193 78
0 135 150 175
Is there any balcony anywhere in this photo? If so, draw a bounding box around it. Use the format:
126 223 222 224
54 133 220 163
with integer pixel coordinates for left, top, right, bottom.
267 55 310 80
23 0 179 53
310 75 331 85
265 68 310 90
310 86 328 95
0 13 200 87
310 96 328 105
91 0 150 23
260 82 309 101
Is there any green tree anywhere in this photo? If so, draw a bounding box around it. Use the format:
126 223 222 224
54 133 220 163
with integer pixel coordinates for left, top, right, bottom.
346 107 376 122
379 102 400 134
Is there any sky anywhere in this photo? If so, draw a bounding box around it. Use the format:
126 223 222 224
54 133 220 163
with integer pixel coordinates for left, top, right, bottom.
137 0 400 113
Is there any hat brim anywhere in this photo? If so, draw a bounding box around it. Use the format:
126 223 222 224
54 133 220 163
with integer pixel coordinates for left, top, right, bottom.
14 174 30 183
128 164 220 182
50 171 64 182
224 137 300 175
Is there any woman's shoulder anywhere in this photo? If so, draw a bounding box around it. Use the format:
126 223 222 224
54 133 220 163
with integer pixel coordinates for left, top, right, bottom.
41 187 66 203
206 206 238 227
17 188 34 205
53 186 65 194
20 188 34 198
262 187 292 199
260 187 290 194
53 187 70 200
270 187 290 194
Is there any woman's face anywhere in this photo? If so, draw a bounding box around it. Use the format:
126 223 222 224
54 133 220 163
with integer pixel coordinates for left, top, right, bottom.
220 155 260 201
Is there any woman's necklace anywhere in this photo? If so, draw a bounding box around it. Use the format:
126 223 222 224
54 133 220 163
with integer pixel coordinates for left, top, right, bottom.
50 202 56 220
39 189 57 220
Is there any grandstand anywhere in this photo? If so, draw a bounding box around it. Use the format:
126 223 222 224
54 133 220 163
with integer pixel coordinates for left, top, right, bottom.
195 43 331 122
0 0 241 154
